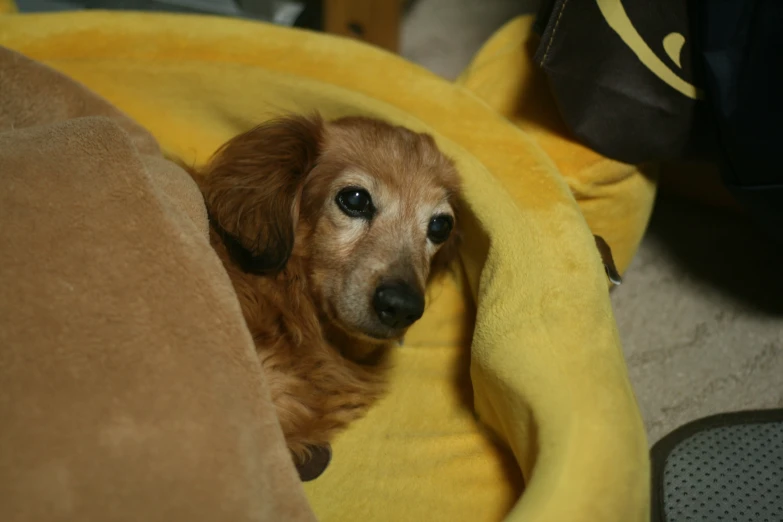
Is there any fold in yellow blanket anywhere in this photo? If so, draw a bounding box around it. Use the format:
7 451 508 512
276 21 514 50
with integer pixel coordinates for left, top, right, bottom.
0 10 649 522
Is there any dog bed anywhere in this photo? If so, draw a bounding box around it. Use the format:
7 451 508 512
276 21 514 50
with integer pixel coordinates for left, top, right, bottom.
0 10 649 522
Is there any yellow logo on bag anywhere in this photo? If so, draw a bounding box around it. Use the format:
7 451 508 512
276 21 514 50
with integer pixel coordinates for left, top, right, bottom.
596 0 703 99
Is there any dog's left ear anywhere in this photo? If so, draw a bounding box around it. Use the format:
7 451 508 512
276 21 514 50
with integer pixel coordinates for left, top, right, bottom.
197 114 323 274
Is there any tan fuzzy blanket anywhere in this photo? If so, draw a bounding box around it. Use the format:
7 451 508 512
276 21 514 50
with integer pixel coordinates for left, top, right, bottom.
0 46 315 522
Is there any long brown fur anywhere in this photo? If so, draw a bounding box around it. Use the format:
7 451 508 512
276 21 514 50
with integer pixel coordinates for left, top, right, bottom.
186 113 461 462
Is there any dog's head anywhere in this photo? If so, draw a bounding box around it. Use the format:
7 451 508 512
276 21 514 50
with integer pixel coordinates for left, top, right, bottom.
199 114 461 341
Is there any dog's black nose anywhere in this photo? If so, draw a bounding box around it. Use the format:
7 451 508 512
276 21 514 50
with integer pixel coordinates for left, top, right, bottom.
373 283 425 329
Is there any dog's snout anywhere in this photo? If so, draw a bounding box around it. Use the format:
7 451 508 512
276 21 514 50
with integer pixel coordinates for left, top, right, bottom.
373 283 424 329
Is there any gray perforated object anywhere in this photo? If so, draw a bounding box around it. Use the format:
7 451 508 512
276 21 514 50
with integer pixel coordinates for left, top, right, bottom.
651 410 783 522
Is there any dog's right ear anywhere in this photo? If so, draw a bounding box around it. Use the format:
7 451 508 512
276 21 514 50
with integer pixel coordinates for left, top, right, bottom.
196 114 323 275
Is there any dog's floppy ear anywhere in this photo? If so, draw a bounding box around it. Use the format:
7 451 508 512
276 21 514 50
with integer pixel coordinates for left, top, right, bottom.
198 114 323 275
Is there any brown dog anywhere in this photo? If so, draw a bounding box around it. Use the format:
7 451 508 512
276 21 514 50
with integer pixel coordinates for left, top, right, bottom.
186 114 461 474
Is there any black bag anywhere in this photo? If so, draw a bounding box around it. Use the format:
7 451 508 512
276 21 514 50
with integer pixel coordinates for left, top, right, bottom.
697 1 783 240
534 0 783 239
533 0 706 164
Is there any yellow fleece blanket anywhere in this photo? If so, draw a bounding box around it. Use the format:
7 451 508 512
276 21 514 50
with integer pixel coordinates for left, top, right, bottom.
0 10 649 522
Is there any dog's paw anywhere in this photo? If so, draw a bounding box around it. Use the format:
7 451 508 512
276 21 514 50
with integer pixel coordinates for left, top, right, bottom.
295 443 332 482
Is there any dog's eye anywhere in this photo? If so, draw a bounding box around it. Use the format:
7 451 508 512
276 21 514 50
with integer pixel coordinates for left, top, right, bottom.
336 188 374 219
427 215 453 244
